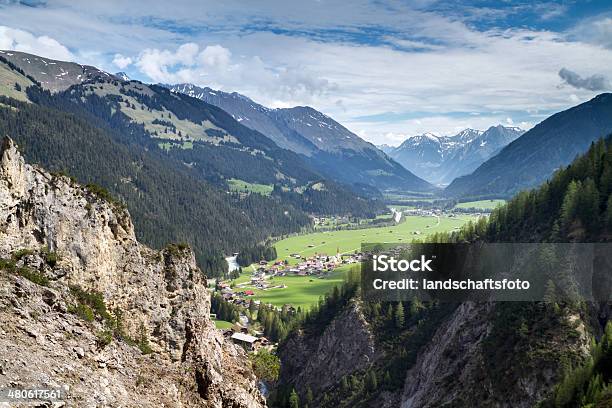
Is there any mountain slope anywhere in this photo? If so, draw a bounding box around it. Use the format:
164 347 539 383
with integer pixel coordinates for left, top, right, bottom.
445 93 612 198
0 50 115 92
389 132 448 182
0 137 264 407
165 83 433 192
0 92 309 275
18 61 384 215
387 126 523 185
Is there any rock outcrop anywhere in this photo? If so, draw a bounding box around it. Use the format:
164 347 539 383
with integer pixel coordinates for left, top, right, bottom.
400 302 590 408
278 299 377 397
0 137 265 407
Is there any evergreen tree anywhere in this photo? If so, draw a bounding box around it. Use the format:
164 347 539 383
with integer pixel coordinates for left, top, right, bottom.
289 389 300 408
409 298 422 317
560 180 580 231
395 302 405 329
366 370 378 392
305 387 314 406
341 376 349 391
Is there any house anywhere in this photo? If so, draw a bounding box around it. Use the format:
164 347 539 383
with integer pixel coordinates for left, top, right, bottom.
231 332 258 350
244 290 255 296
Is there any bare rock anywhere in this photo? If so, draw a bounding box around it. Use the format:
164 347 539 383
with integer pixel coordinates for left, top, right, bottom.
0 137 265 407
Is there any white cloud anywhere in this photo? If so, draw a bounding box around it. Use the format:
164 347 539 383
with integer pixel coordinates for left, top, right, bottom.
112 53 133 69
135 41 337 104
0 25 73 60
1 1 611 144
199 45 231 67
571 17 612 50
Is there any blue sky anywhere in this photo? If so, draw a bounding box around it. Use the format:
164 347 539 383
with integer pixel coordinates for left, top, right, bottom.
1 0 612 145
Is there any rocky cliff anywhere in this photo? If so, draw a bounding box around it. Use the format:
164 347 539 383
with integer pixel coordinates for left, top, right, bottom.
400 302 591 407
277 294 593 408
0 137 265 407
278 300 377 397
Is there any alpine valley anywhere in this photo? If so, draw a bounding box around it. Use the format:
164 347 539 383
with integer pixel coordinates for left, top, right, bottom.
0 40 611 408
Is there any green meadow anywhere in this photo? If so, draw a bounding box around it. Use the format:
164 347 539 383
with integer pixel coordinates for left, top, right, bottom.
274 214 479 265
228 178 274 195
454 199 506 210
231 214 480 310
235 264 356 310
213 319 234 329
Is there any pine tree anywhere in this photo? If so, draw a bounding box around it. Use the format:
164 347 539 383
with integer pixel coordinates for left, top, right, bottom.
341 376 349 391
409 298 422 316
248 300 257 319
606 195 612 229
289 389 300 408
395 302 405 329
560 180 580 231
385 303 393 322
305 387 314 406
366 370 378 392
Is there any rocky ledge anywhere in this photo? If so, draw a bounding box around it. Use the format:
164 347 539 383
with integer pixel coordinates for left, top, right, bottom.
0 137 265 407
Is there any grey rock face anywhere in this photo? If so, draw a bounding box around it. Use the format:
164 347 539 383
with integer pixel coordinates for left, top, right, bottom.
278 300 377 396
0 137 265 407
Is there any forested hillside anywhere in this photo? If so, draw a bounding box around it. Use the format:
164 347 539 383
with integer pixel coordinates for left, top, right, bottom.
451 136 612 243
20 70 383 217
0 95 310 276
165 83 434 192
272 181 386 217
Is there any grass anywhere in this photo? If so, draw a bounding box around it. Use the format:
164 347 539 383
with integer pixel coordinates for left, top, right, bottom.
234 264 354 310
158 141 193 150
274 214 479 265
213 319 234 329
231 214 480 310
228 178 274 196
85 81 233 145
0 61 33 103
455 199 506 210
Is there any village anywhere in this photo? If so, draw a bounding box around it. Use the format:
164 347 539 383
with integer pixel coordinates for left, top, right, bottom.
217 251 363 305
212 251 364 350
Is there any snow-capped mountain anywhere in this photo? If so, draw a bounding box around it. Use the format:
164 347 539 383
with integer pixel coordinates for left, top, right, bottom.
165 83 433 192
387 125 524 185
115 71 130 81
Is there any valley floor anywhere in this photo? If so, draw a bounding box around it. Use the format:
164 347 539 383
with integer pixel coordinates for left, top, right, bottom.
226 214 480 310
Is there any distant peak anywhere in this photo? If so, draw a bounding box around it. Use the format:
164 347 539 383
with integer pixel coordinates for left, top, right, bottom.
412 132 439 141
487 124 524 132
115 72 130 81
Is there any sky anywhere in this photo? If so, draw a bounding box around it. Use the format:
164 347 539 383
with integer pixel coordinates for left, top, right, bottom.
1 0 612 145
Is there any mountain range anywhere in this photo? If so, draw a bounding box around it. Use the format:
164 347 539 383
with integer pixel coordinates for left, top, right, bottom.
445 93 612 198
382 126 524 185
0 50 389 276
165 83 432 192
